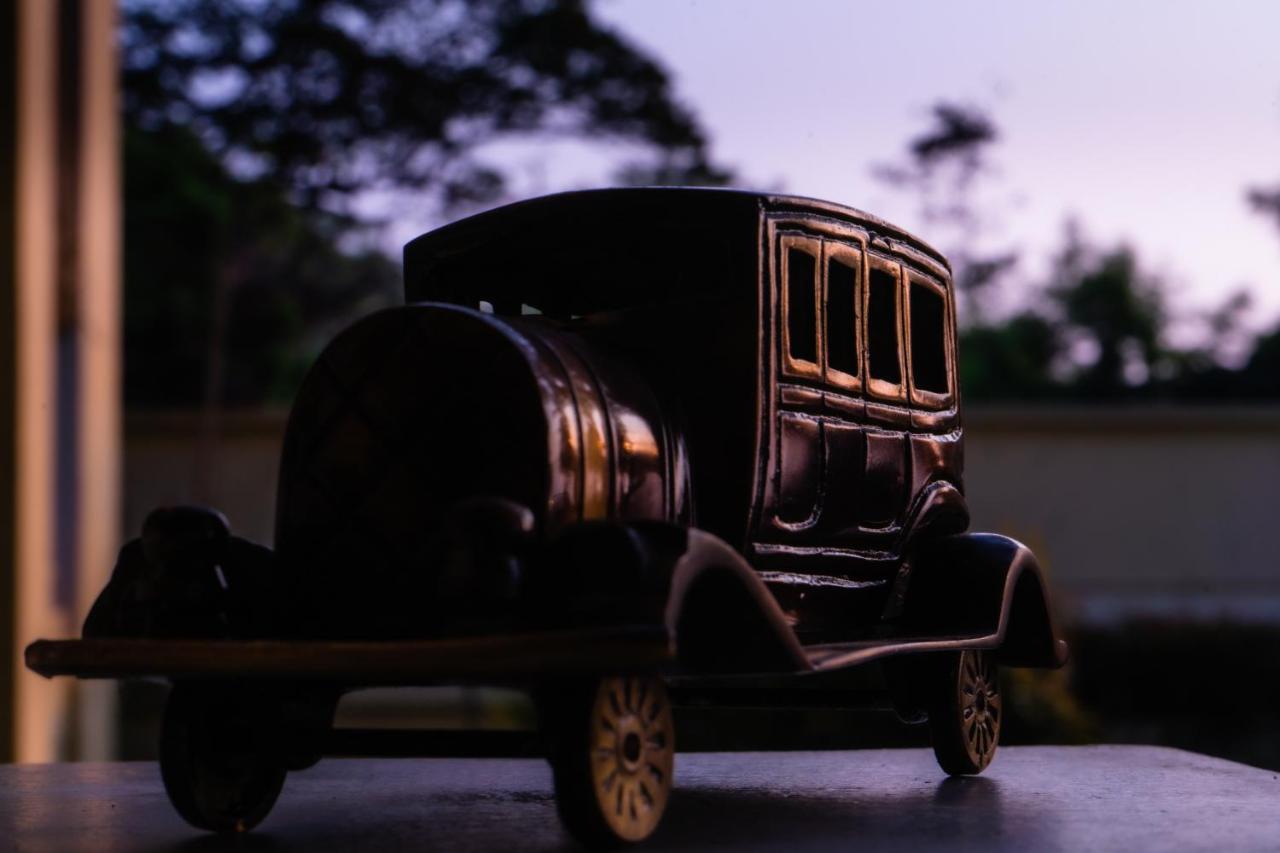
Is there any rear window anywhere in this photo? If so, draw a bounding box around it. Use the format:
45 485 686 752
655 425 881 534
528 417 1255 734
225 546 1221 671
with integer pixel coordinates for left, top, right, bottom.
787 247 818 363
910 281 949 394
826 257 858 377
866 266 901 385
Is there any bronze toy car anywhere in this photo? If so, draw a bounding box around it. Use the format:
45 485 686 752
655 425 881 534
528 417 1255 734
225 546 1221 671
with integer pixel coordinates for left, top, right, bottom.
27 188 1067 847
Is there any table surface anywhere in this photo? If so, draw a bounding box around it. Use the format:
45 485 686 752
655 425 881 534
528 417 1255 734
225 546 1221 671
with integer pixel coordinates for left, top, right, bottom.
1 746 1277 852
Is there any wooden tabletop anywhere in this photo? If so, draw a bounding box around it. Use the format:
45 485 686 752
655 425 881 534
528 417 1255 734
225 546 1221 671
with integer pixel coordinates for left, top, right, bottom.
2 746 1277 851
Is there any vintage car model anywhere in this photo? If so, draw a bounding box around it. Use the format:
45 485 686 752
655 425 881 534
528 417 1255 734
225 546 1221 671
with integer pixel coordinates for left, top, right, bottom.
27 189 1067 847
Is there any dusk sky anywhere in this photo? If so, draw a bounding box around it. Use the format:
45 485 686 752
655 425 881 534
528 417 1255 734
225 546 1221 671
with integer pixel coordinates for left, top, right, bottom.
591 0 1280 344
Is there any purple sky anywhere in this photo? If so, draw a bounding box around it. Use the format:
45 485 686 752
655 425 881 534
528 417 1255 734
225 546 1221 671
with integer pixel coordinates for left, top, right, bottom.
593 0 1280 344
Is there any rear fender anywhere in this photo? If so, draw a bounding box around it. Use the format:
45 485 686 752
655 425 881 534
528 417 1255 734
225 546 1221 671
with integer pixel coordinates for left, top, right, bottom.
903 533 1069 668
665 530 808 673
535 523 807 675
901 481 969 543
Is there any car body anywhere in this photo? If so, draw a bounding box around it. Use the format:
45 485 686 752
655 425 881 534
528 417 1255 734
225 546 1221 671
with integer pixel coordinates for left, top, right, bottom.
29 188 1067 846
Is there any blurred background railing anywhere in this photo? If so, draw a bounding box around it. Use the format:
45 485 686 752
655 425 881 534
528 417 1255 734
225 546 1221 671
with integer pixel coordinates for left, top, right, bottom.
4 0 1280 767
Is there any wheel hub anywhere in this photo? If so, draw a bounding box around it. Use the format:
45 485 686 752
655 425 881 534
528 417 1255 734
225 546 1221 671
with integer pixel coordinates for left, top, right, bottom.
959 651 1001 766
586 676 675 843
617 719 645 773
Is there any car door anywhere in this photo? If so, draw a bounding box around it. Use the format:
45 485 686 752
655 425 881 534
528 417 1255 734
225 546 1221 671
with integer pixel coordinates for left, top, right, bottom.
859 254 910 531
772 233 824 530
813 239 866 539
903 267 960 512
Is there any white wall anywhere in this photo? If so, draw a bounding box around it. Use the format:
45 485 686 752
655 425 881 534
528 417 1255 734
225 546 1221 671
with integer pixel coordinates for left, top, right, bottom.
123 412 284 547
123 405 1280 627
965 406 1280 625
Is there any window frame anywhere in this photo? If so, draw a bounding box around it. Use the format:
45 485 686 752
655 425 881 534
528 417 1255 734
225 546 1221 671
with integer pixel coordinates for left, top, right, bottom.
822 241 863 394
863 255 907 403
779 233 823 381
905 270 954 409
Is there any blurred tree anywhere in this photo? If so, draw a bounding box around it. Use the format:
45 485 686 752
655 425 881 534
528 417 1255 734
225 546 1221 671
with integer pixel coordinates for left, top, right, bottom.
1204 289 1254 364
1239 180 1280 396
958 313 1061 400
125 124 401 407
121 0 730 216
959 223 1185 401
873 101 1018 324
121 0 732 407
1239 326 1280 396
1246 184 1280 234
1044 224 1167 398
878 103 1268 401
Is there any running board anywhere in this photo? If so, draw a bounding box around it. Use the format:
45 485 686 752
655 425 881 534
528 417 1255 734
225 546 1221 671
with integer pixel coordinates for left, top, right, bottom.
24 626 673 684
804 631 1000 672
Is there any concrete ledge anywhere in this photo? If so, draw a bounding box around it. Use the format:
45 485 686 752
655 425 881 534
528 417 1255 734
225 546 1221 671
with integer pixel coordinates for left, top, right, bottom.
965 403 1280 435
2 746 1276 850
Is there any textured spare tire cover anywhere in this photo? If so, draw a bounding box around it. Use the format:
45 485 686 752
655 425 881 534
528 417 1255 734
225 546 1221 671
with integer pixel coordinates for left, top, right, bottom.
273 305 550 638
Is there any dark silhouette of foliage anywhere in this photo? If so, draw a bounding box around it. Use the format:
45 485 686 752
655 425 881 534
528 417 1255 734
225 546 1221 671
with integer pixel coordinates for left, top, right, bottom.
1238 180 1280 397
881 101 1280 401
970 224 1280 402
121 0 732 407
1044 226 1166 397
873 101 1017 324
874 102 998 195
1246 185 1280 234
958 314 1061 401
1239 327 1280 396
907 103 997 180
954 250 1018 301
125 124 401 406
121 0 730 216
959 227 1172 401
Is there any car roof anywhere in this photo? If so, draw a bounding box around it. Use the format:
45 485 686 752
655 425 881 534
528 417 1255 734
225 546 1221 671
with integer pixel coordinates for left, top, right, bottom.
404 187 949 273
402 188 950 315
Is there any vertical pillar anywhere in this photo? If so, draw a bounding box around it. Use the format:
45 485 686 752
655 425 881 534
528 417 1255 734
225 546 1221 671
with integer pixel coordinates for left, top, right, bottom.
0 0 19 766
70 0 121 761
9 0 67 763
2 0 119 762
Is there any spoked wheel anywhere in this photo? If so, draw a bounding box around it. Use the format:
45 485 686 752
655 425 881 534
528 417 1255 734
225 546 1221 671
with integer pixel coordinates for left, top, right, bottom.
159 683 287 833
929 649 1002 776
546 675 675 849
